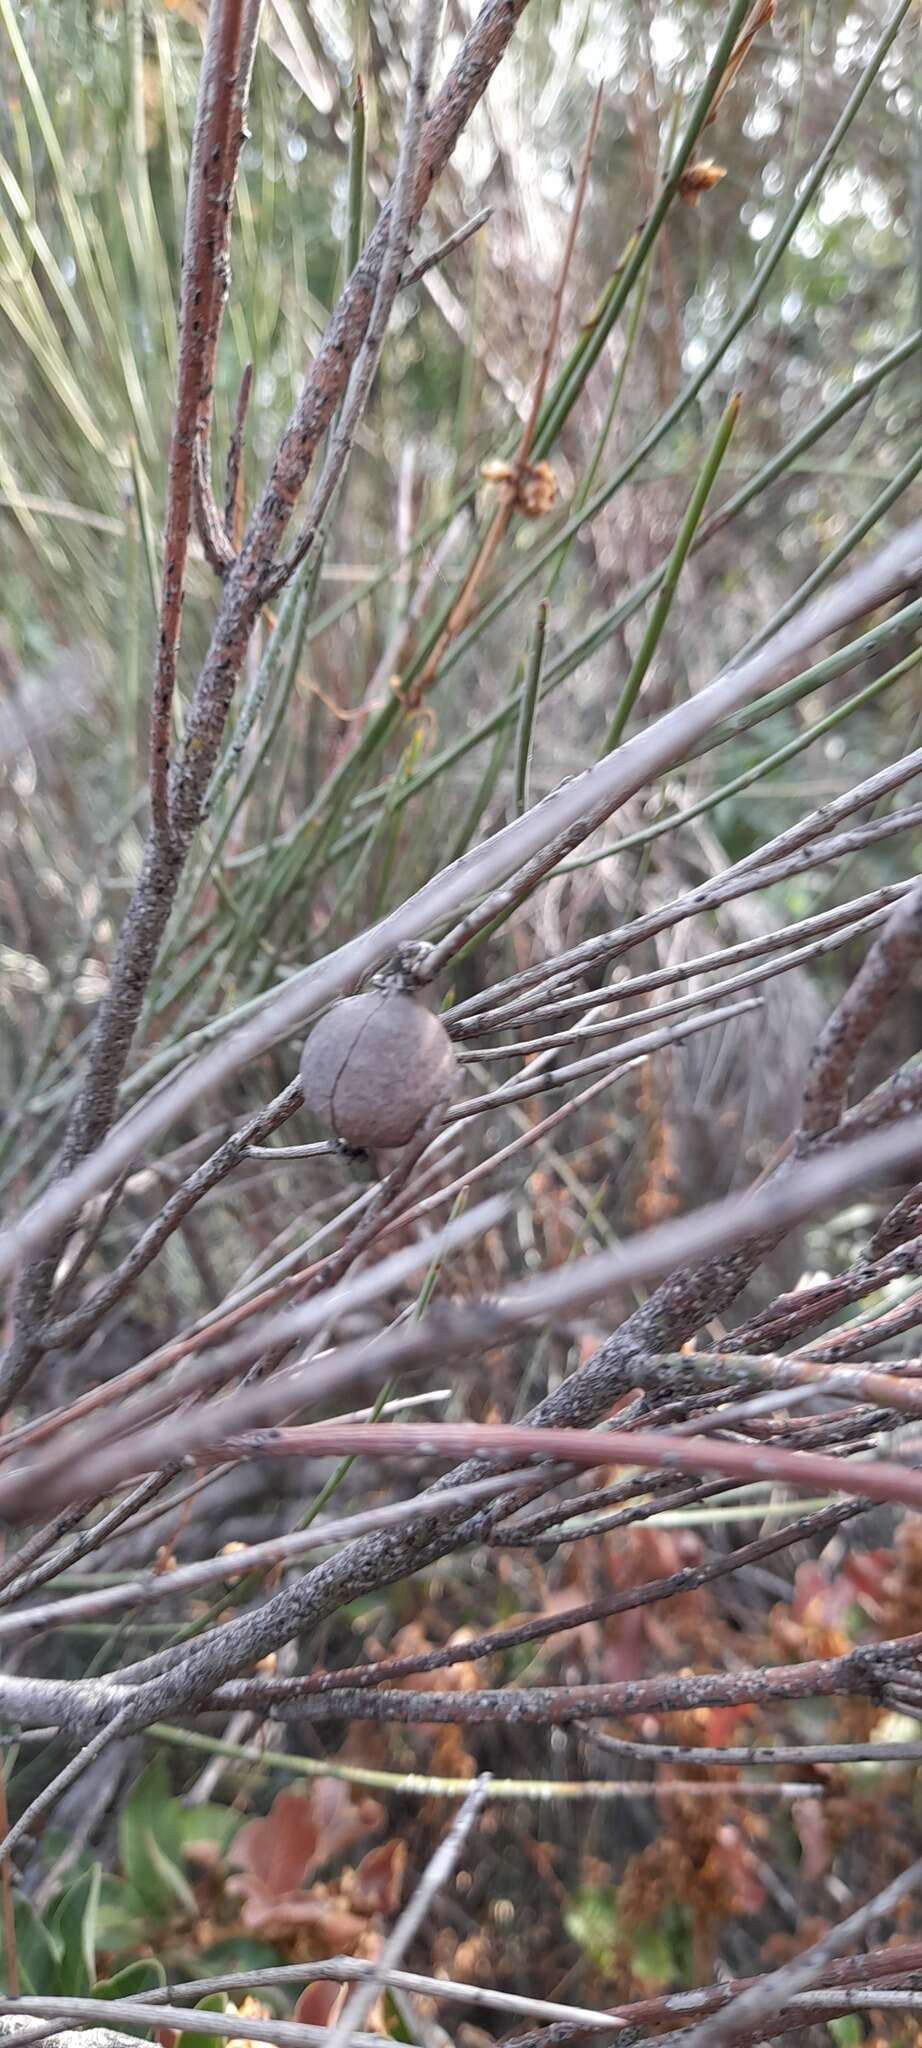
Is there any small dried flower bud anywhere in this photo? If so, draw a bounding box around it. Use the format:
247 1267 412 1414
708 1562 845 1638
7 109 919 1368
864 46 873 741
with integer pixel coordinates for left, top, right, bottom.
515 460 558 518
300 988 458 1151
479 458 559 517
679 160 726 205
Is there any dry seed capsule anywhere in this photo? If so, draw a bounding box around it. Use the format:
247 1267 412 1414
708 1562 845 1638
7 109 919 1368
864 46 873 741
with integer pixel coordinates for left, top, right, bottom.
300 988 458 1151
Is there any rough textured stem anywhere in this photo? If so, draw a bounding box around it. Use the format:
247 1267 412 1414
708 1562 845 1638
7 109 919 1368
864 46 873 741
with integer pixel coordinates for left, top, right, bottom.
801 882 922 1139
149 0 248 838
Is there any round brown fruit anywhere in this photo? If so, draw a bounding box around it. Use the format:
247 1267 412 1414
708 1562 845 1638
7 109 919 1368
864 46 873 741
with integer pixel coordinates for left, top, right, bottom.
300 989 458 1150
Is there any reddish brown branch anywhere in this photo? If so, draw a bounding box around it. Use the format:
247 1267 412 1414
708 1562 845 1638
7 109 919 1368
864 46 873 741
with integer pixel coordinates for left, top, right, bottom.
801 882 922 1139
501 1942 922 2048
200 1415 922 1514
205 1628 922 1722
193 439 236 575
149 0 248 840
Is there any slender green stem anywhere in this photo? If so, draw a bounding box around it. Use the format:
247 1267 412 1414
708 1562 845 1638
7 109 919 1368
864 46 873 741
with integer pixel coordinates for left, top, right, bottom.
736 435 922 665
514 601 548 815
346 74 366 279
604 394 741 752
557 641 922 878
152 1721 728 1801
531 0 755 458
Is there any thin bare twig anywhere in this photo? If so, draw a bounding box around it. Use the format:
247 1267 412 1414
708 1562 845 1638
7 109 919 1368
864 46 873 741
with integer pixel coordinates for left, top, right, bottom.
4 522 921 1283
401 205 492 288
200 1632 922 1723
149 0 252 839
0 1710 130 1867
327 1776 490 2048
38 1080 304 1355
583 1722 922 1769
0 2001 379 2048
264 0 444 595
449 883 910 1037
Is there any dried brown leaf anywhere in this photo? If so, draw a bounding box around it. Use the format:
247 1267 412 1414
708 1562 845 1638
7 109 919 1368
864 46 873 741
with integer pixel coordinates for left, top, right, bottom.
348 1838 408 1917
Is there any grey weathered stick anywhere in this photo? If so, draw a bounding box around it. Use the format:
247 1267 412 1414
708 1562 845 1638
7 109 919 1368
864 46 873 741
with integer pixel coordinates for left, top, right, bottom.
3 519 921 1286
451 881 911 1036
116 1959 623 2036
5 1108 922 1523
0 2005 379 2048
1 1964 627 2044
400 205 492 289
584 1722 922 1769
0 1474 527 1642
326 1776 490 2048
446 996 760 1115
2 1626 922 1738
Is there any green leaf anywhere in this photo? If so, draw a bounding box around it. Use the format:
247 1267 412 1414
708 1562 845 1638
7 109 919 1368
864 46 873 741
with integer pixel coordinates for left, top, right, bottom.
142 1826 198 1917
47 1862 102 1996
0 1890 61 1996
94 1957 167 2037
827 2021 864 2048
565 1888 691 1992
564 1885 619 1972
95 1873 150 1952
119 1757 188 1916
175 1804 241 1856
632 1905 693 1991
96 1958 167 1997
175 1990 231 2048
